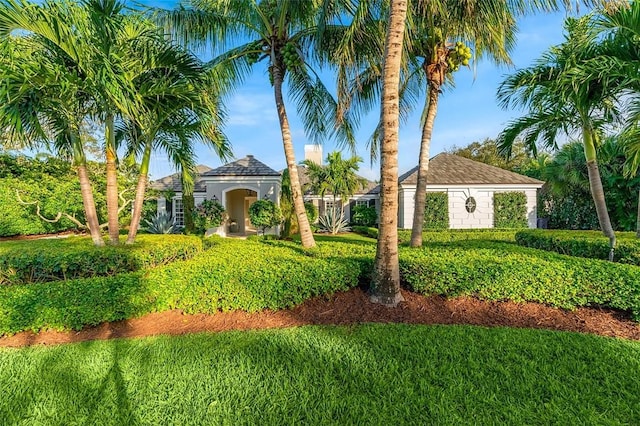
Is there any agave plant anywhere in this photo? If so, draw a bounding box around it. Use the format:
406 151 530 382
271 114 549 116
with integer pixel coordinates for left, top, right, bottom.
144 212 178 234
318 208 350 235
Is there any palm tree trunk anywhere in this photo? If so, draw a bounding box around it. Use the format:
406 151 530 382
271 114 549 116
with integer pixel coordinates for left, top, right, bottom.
272 64 316 248
410 85 440 247
583 127 616 259
105 113 120 244
76 162 104 247
370 0 407 307
126 142 151 244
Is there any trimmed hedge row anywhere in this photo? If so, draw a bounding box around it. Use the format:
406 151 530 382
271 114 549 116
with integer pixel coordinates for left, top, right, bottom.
400 241 640 320
515 230 640 266
0 235 203 285
0 239 363 334
352 227 518 243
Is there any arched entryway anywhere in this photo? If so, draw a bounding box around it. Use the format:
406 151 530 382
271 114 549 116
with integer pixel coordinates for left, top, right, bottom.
224 188 258 235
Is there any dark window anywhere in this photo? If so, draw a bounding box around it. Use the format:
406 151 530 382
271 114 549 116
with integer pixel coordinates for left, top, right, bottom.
465 197 477 213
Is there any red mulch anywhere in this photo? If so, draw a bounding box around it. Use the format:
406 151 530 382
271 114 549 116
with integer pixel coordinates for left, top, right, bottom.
2 288 639 348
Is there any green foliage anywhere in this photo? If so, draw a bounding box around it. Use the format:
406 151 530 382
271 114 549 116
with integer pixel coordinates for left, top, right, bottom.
248 200 282 235
193 199 226 233
304 202 318 223
423 192 449 230
352 226 379 239
515 230 640 266
400 241 640 320
351 205 377 226
448 138 533 172
398 229 517 244
494 192 528 228
0 239 361 334
0 235 203 285
144 212 178 234
318 208 350 234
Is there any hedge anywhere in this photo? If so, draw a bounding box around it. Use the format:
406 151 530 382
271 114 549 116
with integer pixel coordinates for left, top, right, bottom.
397 229 517 244
494 192 528 229
0 235 203 285
515 229 640 266
400 241 640 320
0 239 363 334
423 192 449 230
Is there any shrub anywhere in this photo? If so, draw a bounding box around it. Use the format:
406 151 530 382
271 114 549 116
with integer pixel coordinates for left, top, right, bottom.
352 226 379 239
400 241 640 320
397 229 517 244
423 192 449 230
494 192 528 228
144 212 178 234
249 200 282 236
305 201 318 223
515 229 640 266
0 239 362 334
193 199 226 233
352 205 377 227
318 208 350 234
0 235 203 285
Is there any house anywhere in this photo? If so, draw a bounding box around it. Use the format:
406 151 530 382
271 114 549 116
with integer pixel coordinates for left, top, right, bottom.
150 146 544 235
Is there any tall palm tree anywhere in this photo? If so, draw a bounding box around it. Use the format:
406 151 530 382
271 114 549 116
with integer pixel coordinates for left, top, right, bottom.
497 16 623 259
156 0 356 249
0 0 105 245
370 0 408 307
116 32 231 244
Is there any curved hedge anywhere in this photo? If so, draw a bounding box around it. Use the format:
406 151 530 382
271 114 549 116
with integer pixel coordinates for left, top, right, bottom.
0 235 203 285
400 241 640 320
0 239 362 334
515 230 640 266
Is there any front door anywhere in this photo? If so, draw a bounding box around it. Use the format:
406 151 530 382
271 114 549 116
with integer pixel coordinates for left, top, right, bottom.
244 197 257 233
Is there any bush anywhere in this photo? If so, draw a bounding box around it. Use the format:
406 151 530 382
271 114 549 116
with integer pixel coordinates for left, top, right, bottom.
398 229 517 244
352 205 377 227
249 200 282 235
515 230 640 266
423 192 449 230
305 202 318 223
0 239 362 334
400 241 640 320
352 226 379 239
0 235 203 285
494 192 528 228
193 200 226 233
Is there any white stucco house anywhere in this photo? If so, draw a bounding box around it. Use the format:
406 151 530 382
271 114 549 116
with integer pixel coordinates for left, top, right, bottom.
150 146 544 236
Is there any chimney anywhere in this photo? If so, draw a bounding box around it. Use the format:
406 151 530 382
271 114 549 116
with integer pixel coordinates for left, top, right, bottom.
304 145 322 165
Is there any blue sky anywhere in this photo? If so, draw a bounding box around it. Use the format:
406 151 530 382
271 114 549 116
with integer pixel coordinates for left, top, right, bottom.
142 3 581 181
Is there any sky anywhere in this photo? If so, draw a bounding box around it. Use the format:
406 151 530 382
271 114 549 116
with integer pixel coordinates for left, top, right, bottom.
139 2 580 182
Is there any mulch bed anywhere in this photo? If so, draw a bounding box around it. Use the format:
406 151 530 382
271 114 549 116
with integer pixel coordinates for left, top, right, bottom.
2 288 639 348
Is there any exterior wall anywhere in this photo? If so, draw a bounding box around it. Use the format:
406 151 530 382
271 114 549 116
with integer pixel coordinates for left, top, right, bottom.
226 189 249 233
399 184 541 230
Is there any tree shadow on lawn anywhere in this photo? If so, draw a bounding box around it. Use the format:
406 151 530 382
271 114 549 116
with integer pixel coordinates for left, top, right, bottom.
1 325 640 424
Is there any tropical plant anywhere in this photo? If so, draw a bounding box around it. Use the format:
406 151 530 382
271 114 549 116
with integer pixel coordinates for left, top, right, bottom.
193 199 226 233
318 207 351 235
351 205 377 227
497 16 625 260
248 199 282 236
156 0 356 249
144 212 178 234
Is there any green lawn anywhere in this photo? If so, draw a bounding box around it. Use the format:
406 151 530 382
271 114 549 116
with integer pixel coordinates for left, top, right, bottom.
1 324 639 425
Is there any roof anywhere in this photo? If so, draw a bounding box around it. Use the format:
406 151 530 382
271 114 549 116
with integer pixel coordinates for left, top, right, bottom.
149 164 212 192
398 153 544 186
296 166 379 196
203 155 280 177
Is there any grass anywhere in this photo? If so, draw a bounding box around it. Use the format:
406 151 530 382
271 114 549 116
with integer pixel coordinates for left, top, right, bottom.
1 324 639 425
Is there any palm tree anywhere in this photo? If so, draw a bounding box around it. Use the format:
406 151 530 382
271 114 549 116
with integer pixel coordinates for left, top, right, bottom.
497 16 623 259
369 0 408 307
302 151 367 217
155 0 356 249
116 34 231 244
0 0 105 245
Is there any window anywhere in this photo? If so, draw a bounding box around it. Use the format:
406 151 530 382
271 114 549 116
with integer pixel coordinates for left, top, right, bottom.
324 200 342 212
465 197 477 213
355 200 368 207
173 197 184 226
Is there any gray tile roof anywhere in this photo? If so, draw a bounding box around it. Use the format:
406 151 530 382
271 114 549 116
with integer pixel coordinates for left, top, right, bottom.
203 155 280 177
398 153 544 186
149 164 212 192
